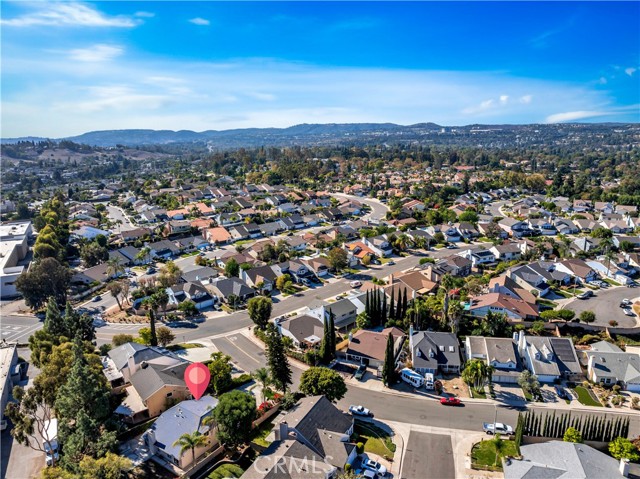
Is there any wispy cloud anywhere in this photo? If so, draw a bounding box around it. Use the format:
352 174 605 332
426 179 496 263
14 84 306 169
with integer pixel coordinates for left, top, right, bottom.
530 17 575 48
545 110 610 123
0 3 140 28
135 11 155 18
519 95 533 104
625 67 637 76
189 17 210 26
67 44 124 63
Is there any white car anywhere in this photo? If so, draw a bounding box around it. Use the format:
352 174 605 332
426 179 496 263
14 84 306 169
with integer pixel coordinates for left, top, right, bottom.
620 299 632 307
349 405 373 417
363 458 387 476
350 280 362 288
623 308 636 317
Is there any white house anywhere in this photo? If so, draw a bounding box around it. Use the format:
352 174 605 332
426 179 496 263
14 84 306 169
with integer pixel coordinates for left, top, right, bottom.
585 341 640 392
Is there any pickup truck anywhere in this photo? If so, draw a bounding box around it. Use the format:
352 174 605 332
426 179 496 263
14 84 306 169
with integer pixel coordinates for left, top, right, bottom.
483 422 514 436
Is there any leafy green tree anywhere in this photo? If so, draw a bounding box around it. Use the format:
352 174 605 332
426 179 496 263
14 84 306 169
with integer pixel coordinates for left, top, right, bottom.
252 367 272 402
63 303 95 342
265 326 292 392
609 437 640 461
112 334 135 347
156 326 175 347
356 311 371 329
458 210 479 223
158 261 182 288
178 299 198 317
517 370 541 399
276 274 293 292
299 367 347 402
208 352 233 396
382 332 396 387
529 321 545 335
563 427 583 443
80 242 109 267
225 258 240 278
327 247 348 272
580 311 596 323
44 298 65 336
16 257 71 310
247 296 272 330
172 431 209 466
55 336 114 466
213 390 257 450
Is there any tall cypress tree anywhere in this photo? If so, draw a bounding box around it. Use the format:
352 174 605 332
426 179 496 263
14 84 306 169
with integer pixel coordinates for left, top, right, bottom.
382 332 395 387
382 291 388 326
328 310 336 359
365 290 371 317
266 326 292 392
389 289 395 325
44 298 65 336
320 313 330 363
401 288 408 321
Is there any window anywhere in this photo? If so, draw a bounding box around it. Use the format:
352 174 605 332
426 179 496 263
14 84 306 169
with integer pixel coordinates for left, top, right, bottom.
166 392 173 398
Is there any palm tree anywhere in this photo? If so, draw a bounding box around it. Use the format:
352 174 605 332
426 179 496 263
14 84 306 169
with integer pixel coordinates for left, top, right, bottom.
135 246 151 265
599 237 615 277
172 431 208 468
106 258 125 279
253 367 272 402
107 281 124 310
394 233 410 252
153 289 169 319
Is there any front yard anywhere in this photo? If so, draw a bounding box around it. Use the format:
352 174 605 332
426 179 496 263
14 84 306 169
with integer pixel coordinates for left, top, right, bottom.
573 386 602 407
353 422 396 460
471 438 519 471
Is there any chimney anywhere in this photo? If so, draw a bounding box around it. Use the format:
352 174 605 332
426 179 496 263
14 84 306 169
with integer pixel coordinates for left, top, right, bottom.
348 332 353 342
620 458 630 477
127 353 136 375
275 421 289 441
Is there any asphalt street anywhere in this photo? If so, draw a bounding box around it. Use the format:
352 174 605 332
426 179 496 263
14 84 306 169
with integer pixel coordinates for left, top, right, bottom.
563 286 640 329
401 432 454 479
104 204 137 231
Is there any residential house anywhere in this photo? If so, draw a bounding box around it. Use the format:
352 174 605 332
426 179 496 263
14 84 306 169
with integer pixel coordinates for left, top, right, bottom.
409 327 461 375
465 336 522 383
344 241 377 266
166 220 191 236
258 222 283 237
206 277 255 304
498 218 531 238
181 266 218 285
426 224 461 243
143 396 218 471
241 264 278 293
345 327 405 368
435 255 472 277
147 240 181 259
554 218 580 235
584 341 640 392
504 441 629 479
457 248 496 267
303 256 331 277
242 396 356 478
455 222 480 241
167 282 216 311
555 259 599 284
362 235 393 258
307 296 361 330
508 261 572 296
515 331 582 383
277 314 325 349
468 293 539 321
488 275 537 304
489 243 522 261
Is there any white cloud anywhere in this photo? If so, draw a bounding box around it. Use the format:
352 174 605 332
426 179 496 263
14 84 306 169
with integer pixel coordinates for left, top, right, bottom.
246 92 277 102
625 67 637 76
68 44 124 63
597 77 608 85
189 17 210 26
1 3 140 28
545 110 609 123
500 95 509 105
519 95 533 104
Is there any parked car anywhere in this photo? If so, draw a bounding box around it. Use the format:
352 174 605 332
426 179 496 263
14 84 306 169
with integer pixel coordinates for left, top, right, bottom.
363 459 387 477
554 385 567 399
350 280 362 288
92 295 102 302
300 278 311 286
386 260 395 266
146 267 156 274
355 364 367 381
620 299 632 307
483 422 514 435
577 290 593 299
623 308 636 317
446 244 457 249
349 405 373 417
440 396 462 406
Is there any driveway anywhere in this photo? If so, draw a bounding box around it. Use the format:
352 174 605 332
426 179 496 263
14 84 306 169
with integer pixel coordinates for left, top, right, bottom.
401 431 454 479
492 383 527 405
563 286 640 328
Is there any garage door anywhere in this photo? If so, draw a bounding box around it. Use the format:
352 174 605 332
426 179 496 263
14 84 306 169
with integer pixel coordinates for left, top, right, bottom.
494 374 518 384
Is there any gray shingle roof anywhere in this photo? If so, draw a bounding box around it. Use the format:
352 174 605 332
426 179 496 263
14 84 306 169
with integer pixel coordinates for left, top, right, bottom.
411 331 461 371
129 362 189 401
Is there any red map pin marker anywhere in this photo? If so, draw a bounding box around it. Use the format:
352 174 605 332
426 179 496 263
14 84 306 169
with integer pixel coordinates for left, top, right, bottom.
184 363 210 400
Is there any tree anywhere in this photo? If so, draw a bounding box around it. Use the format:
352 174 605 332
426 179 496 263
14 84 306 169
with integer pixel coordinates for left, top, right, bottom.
609 437 640 461
563 427 583 443
44 298 65 336
54 336 114 465
80 242 109 267
459 210 479 223
135 247 151 264
172 431 209 466
156 326 175 347
265 326 292 392
178 299 198 317
213 390 257 449
4 384 58 466
208 352 233 396
75 452 131 479
356 311 371 329
276 274 293 292
247 296 272 330
580 311 596 323
530 321 545 335
106 281 124 311
327 247 348 272
517 370 541 399
462 359 489 391
319 312 336 364
299 367 347 402
142 297 159 346
493 436 505 465
16 258 71 310
112 334 135 347
252 367 272 402
105 258 125 279
225 258 240 278
158 261 182 288
381 332 396 387
138 327 153 346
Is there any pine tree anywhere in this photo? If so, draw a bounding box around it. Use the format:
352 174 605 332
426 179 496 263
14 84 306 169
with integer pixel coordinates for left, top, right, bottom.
319 314 330 363
382 291 388 326
266 326 292 392
381 332 395 387
365 290 371 317
44 298 65 336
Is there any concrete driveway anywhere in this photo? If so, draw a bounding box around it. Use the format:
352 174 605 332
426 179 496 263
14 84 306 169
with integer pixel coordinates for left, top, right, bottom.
563 286 640 328
492 383 526 405
401 431 454 479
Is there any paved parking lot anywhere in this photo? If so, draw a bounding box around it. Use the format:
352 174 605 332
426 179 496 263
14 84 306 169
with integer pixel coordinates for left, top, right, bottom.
401 431 454 479
564 287 639 328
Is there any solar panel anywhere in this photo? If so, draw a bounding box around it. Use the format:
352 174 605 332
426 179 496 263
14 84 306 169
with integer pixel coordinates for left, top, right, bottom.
550 339 577 363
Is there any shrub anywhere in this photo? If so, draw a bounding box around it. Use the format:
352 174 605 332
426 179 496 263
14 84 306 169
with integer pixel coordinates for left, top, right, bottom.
609 320 619 327
344 463 352 472
356 442 364 454
632 397 639 409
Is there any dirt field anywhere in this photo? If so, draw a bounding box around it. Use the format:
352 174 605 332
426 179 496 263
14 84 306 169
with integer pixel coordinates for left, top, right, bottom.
439 375 471 398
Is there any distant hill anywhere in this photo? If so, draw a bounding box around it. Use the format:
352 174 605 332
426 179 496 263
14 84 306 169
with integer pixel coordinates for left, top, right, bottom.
2 122 637 149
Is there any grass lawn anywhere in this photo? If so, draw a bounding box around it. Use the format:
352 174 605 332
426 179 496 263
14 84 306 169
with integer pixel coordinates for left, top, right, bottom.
354 422 396 459
207 463 245 479
470 387 487 399
471 439 518 470
522 388 533 401
574 386 602 407
554 289 574 298
603 278 621 286
250 418 276 448
537 299 558 308
166 342 203 351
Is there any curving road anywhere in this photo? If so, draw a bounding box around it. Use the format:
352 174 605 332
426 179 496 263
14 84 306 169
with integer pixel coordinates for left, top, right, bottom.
332 193 389 222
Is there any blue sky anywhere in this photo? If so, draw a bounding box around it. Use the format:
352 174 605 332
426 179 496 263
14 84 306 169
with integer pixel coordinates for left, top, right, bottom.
1 1 639 137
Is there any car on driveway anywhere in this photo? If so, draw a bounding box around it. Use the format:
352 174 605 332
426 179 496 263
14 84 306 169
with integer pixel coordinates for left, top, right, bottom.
349 405 373 417
446 244 457 249
554 385 567 399
577 290 593 299
440 396 462 406
363 458 387 477
620 299 632 307
355 364 367 380
623 308 636 317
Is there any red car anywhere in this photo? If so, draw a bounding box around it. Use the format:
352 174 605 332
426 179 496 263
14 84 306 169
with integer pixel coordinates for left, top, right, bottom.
440 396 462 406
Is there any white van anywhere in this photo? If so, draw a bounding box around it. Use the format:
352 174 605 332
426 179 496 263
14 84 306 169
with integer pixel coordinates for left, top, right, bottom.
400 368 424 388
424 373 435 390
